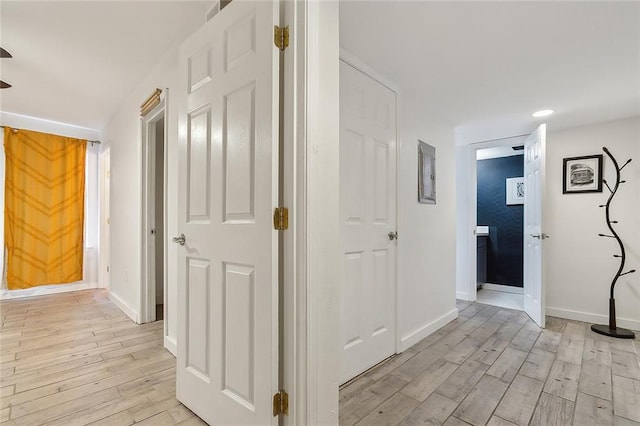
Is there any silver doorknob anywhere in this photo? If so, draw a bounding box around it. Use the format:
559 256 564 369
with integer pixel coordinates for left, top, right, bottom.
388 232 398 241
172 234 186 246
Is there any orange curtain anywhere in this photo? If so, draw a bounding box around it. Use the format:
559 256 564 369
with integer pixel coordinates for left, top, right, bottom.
4 127 86 289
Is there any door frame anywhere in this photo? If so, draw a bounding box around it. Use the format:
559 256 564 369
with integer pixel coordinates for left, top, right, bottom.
140 99 168 325
284 1 340 424
468 138 528 304
99 146 111 289
338 49 401 363
459 135 536 304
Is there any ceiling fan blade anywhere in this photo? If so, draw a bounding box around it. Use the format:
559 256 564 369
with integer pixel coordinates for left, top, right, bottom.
0 48 12 58
0 80 12 89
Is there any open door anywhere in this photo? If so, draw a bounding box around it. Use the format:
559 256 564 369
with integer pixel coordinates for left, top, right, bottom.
175 1 280 424
523 124 547 327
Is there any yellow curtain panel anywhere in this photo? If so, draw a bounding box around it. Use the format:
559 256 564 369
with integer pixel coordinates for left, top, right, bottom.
4 127 87 289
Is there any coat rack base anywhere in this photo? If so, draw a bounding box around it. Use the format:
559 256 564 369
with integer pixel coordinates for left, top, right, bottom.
591 324 635 339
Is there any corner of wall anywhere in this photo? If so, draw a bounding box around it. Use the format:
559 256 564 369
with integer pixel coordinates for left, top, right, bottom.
164 336 177 356
398 307 458 352
108 290 139 324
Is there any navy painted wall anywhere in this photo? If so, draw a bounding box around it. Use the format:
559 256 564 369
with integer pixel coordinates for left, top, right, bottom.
477 155 524 287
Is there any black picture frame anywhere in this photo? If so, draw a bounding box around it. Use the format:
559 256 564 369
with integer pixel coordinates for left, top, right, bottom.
562 154 603 194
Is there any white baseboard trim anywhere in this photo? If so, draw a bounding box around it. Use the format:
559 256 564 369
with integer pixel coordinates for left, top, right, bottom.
164 336 177 356
398 308 458 352
0 281 98 300
456 291 473 301
109 291 139 324
546 306 640 332
482 283 523 294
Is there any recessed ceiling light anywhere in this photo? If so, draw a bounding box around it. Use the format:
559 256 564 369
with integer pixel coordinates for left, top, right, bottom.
532 109 554 118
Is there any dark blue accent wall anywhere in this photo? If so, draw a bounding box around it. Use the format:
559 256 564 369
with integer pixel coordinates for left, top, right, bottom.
477 155 524 287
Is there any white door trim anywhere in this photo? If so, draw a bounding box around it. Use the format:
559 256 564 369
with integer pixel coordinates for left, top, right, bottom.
288 1 340 424
99 146 111 290
281 1 307 424
140 99 168 326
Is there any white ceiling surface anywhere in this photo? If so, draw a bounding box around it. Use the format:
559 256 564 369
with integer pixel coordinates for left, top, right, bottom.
340 1 640 145
0 1 210 131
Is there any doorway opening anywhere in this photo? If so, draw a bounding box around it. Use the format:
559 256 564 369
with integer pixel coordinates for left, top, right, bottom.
141 102 166 324
475 144 525 311
461 124 547 328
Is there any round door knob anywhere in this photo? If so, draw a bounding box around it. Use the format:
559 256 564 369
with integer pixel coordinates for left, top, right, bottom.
172 234 186 246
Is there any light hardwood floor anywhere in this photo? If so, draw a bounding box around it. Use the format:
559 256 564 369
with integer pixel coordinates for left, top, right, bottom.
2 290 639 425
0 289 206 425
340 300 640 426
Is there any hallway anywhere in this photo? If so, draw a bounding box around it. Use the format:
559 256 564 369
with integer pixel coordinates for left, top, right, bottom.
0 289 205 425
340 300 640 425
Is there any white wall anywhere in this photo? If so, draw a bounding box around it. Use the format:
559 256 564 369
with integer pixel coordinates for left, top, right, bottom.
545 117 640 330
0 112 100 299
100 45 181 348
396 93 458 350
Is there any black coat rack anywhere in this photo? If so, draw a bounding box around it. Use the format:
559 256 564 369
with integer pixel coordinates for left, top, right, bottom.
591 147 636 339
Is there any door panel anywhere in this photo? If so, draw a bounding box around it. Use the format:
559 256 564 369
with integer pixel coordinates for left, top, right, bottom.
523 124 546 328
187 107 211 222
186 258 210 378
177 1 279 424
340 60 397 383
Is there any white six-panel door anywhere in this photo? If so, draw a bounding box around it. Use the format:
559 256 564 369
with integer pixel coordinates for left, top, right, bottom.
340 60 397 383
176 1 279 424
524 124 546 328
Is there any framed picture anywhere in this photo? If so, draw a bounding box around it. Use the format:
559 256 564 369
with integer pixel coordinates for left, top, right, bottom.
418 140 436 204
563 154 603 194
506 177 524 205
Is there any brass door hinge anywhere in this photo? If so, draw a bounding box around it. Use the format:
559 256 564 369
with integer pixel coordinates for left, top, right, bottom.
274 25 289 51
273 389 289 416
273 207 289 231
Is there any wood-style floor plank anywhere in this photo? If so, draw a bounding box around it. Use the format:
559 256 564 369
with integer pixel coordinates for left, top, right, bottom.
452 375 508 425
355 393 419 426
573 392 613 425
493 374 544 425
612 374 640 422
530 392 575 426
543 359 581 402
398 392 458 426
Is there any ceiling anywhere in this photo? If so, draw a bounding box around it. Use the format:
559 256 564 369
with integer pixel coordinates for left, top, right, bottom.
0 1 638 141
0 1 210 131
340 1 640 144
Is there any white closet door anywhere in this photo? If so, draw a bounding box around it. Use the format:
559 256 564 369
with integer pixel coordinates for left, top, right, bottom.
340 60 397 383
